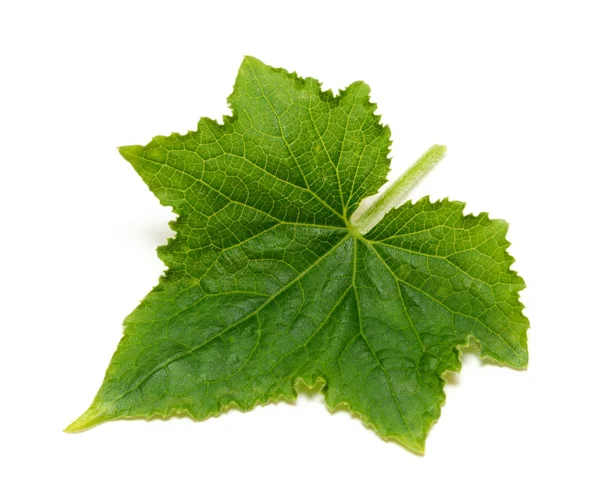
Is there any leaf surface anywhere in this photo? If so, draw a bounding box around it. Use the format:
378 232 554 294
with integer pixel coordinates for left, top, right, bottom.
67 57 528 453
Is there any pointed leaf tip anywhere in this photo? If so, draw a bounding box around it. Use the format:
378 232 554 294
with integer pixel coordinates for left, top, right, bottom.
64 404 109 433
400 436 426 456
118 145 146 175
118 144 144 160
242 54 264 67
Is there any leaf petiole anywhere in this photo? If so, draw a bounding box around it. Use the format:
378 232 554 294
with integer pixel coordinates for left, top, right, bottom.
350 144 447 234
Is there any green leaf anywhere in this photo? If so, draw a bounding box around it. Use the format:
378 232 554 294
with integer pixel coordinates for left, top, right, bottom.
66 56 528 454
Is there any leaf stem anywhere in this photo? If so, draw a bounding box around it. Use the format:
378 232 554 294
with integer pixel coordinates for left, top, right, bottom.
350 144 447 234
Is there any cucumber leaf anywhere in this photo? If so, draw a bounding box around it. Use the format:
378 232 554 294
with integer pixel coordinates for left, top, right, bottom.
66 57 528 454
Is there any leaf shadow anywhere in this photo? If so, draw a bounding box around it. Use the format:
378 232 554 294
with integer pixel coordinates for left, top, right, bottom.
138 221 176 248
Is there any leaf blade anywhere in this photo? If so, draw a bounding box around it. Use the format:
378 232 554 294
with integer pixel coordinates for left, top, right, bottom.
68 58 528 454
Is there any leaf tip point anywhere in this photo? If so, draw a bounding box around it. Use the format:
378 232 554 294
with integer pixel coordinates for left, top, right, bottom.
117 145 142 157
394 436 426 456
63 404 109 434
241 55 264 69
63 418 87 434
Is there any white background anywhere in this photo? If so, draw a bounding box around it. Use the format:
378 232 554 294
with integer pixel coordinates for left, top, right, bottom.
1 1 599 487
